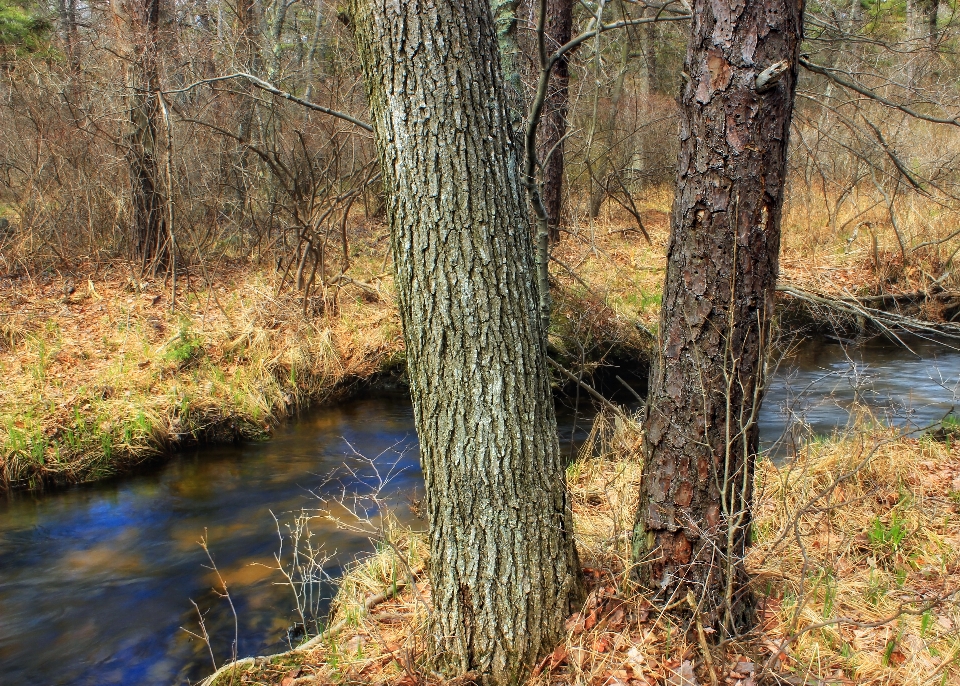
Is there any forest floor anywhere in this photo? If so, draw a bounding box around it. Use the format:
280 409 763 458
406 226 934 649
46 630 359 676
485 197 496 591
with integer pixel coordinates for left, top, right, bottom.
2 184 959 490
207 414 960 686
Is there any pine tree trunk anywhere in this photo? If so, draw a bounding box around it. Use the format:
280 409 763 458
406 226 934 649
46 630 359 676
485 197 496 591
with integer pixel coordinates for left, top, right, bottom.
633 0 803 634
350 0 584 682
540 0 572 240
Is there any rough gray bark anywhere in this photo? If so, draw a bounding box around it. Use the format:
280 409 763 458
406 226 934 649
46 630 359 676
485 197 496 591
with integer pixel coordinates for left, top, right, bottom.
350 0 584 682
633 0 803 634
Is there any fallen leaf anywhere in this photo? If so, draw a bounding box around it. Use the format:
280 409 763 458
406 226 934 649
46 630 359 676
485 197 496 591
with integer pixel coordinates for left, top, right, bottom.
665 660 699 686
636 600 651 623
530 643 570 677
606 603 626 631
280 667 301 686
566 612 587 633
602 669 630 685
592 636 612 653
551 644 569 666
626 646 646 668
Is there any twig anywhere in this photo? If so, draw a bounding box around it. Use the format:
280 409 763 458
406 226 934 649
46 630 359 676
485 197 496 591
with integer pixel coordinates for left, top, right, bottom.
160 73 374 132
200 575 417 686
688 591 719 686
799 58 960 127
548 357 630 420
616 375 644 403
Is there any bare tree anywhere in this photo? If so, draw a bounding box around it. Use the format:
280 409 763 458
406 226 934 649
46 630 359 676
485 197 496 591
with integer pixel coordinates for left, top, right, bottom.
115 0 170 272
540 0 572 239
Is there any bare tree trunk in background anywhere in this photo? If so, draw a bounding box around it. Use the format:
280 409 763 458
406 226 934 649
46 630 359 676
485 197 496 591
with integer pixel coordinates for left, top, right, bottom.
906 0 919 85
195 0 217 77
492 0 522 113
268 0 297 80
644 19 658 93
55 0 78 66
923 0 939 49
587 36 629 219
351 0 584 681
905 0 938 83
233 0 265 214
303 0 325 101
633 0 803 634
122 0 169 272
540 0 572 240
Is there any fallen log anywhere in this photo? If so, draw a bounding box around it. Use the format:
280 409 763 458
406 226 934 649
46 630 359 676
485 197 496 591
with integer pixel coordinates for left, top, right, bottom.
776 283 960 352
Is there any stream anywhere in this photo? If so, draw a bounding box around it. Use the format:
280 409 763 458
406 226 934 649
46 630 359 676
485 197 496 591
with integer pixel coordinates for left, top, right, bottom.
2 337 960 685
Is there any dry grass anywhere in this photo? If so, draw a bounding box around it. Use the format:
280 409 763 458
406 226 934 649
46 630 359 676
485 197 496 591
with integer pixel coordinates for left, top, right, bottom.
548 182 960 339
0 251 404 489
750 423 960 685
219 414 960 686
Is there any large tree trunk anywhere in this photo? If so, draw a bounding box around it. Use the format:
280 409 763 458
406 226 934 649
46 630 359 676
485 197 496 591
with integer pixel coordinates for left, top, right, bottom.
633 0 803 634
540 0 572 240
350 0 584 683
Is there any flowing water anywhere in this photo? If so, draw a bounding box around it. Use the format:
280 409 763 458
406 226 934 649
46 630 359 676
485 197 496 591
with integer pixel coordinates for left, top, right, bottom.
2 337 960 686
760 336 960 453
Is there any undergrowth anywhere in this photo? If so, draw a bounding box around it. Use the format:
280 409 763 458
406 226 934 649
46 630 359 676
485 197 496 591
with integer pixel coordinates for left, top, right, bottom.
215 414 960 686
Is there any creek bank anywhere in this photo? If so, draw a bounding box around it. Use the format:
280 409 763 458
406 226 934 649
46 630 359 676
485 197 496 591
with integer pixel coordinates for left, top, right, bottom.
4 247 958 494
778 283 960 340
0 263 406 492
0 260 656 493
3 336 959 685
207 416 960 686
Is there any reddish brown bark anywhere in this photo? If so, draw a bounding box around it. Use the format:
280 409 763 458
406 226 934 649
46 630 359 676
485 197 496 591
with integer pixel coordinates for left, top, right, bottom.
633 0 803 633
